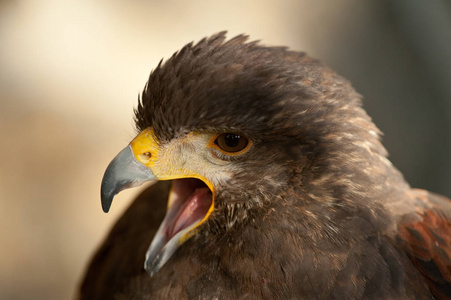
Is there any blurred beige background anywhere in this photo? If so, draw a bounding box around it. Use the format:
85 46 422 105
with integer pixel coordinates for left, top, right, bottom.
1 0 450 299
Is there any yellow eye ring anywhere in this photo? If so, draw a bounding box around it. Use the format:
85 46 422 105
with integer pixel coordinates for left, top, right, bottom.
209 133 252 155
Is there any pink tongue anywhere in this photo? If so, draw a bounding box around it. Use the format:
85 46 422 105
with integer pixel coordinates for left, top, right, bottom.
171 187 212 237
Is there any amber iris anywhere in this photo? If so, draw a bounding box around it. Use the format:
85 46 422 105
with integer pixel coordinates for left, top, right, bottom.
214 133 249 153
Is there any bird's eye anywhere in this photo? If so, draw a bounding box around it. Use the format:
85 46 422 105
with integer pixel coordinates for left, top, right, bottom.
213 133 250 153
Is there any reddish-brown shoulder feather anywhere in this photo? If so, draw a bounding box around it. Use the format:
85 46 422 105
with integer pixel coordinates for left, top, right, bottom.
396 190 451 299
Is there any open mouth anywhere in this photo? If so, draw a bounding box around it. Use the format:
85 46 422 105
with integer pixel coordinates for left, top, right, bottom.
144 177 213 275
100 134 217 276
166 178 213 240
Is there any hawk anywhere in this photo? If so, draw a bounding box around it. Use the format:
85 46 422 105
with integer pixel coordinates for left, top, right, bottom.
80 32 451 299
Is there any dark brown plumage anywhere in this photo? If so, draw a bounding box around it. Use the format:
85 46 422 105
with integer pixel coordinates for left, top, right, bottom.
80 32 451 299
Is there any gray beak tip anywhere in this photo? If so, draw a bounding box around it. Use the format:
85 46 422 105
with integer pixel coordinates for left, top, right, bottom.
100 173 117 213
144 257 160 278
100 145 156 213
101 196 112 213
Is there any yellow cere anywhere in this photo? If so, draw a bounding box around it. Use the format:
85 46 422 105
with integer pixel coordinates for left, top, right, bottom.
129 127 215 245
130 128 160 166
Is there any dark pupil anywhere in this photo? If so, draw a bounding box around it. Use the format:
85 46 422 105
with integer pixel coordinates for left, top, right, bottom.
224 134 240 147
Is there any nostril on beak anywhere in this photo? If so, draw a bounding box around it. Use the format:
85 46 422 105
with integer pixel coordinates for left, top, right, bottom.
138 152 152 163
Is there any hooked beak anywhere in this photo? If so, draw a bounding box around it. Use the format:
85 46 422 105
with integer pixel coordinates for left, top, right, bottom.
101 145 156 213
100 128 214 277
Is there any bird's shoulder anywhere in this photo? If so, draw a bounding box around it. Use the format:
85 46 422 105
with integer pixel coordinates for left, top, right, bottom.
395 188 451 299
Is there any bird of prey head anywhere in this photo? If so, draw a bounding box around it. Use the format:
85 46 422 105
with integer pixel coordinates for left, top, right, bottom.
97 32 451 298
102 31 394 275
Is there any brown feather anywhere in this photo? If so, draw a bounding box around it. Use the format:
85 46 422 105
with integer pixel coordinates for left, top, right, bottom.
79 181 169 299
397 190 451 299
80 32 450 299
